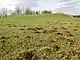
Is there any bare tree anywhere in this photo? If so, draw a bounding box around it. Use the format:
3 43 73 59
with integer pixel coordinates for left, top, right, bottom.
15 5 21 15
25 8 32 14
1 8 7 17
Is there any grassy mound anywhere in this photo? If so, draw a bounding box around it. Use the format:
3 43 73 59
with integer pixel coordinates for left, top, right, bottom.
0 14 80 60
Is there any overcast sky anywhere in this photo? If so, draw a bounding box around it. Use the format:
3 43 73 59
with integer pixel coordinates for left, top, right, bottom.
0 0 80 15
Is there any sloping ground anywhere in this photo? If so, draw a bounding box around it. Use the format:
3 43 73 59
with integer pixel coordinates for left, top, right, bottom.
0 13 74 25
0 14 80 60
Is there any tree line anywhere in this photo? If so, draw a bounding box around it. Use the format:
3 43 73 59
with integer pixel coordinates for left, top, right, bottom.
12 8 52 15
0 5 52 18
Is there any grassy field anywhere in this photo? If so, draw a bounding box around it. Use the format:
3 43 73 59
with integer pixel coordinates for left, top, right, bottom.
0 14 80 60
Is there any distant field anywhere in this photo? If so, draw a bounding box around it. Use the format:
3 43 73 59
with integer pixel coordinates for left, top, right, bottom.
0 14 80 60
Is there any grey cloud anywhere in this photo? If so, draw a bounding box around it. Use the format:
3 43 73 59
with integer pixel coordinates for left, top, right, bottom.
16 0 40 8
7 0 80 15
56 0 80 14
15 0 80 9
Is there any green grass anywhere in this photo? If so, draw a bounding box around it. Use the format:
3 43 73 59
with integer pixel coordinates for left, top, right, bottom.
0 14 73 25
0 14 80 60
